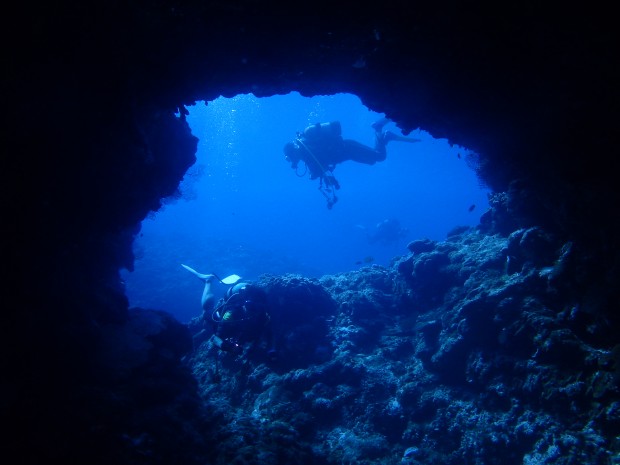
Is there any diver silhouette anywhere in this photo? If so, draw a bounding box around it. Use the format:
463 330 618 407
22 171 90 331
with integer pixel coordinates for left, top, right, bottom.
283 118 421 208
357 219 409 245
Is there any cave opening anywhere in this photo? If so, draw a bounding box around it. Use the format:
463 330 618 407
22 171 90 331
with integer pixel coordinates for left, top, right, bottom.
122 92 490 323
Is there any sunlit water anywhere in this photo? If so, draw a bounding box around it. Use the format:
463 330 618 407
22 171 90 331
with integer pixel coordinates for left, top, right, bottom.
122 92 490 322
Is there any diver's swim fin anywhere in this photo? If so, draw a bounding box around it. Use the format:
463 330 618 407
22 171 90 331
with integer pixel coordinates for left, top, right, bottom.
181 264 242 285
384 131 421 143
181 263 211 280
220 274 242 285
371 117 391 132
396 136 422 143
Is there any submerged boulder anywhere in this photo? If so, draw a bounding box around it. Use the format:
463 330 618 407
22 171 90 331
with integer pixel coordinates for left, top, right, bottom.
184 221 619 465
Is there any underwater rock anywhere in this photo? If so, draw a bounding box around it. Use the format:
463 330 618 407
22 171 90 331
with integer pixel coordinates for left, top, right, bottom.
407 238 437 254
182 222 616 464
97 308 193 379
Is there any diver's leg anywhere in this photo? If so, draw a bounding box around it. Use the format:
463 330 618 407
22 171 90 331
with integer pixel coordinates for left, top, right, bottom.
343 139 387 163
370 117 422 151
371 117 392 155
374 130 422 155
181 264 217 312
200 276 217 312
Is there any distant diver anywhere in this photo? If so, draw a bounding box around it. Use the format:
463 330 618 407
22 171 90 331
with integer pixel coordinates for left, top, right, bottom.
283 118 421 209
357 219 409 245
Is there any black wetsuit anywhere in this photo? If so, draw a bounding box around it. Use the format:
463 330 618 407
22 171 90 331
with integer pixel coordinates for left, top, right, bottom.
212 283 273 351
296 121 387 179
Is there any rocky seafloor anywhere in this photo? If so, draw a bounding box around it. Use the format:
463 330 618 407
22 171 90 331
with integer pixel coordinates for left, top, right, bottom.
152 192 618 465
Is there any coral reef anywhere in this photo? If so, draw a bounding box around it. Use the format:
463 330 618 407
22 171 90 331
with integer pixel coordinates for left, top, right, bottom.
183 200 619 464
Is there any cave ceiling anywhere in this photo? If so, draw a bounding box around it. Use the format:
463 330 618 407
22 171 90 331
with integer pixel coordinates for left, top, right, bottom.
4 2 619 274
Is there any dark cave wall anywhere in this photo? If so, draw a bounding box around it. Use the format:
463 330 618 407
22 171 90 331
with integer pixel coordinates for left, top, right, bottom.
6 2 618 262
6 1 618 335
2 1 619 463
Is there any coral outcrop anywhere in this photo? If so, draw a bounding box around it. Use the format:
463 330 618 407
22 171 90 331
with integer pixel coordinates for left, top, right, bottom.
183 197 619 464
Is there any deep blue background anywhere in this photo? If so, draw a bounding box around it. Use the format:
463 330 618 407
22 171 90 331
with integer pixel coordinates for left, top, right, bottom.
122 93 490 322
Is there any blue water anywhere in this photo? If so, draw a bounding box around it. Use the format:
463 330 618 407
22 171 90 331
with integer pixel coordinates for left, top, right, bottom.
122 92 490 322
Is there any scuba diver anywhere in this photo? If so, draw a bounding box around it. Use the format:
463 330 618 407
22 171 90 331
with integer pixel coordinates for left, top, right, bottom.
357 218 409 245
283 118 421 209
182 264 276 366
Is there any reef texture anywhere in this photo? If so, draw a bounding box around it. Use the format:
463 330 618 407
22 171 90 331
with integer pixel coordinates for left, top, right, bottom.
184 196 619 464
3 2 619 464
